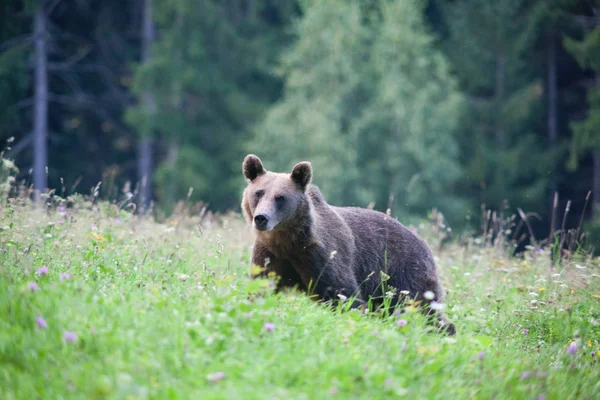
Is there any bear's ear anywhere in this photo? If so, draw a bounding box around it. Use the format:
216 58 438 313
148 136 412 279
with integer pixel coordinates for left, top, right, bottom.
243 154 266 182
291 161 312 190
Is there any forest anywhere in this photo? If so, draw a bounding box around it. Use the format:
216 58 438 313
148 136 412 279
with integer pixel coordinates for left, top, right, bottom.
1 0 599 249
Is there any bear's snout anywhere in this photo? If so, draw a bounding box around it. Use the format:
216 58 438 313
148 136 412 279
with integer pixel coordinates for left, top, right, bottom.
254 214 269 231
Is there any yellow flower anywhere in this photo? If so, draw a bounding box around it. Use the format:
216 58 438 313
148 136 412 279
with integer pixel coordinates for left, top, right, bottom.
90 233 105 242
539 287 545 292
250 265 264 276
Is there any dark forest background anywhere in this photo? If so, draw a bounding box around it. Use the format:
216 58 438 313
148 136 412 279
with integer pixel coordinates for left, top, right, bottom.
1 0 599 249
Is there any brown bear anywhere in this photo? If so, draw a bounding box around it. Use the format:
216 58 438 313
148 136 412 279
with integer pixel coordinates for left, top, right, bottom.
241 154 455 334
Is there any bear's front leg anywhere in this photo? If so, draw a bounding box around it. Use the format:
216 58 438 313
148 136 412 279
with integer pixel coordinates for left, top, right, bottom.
302 249 363 308
251 246 306 293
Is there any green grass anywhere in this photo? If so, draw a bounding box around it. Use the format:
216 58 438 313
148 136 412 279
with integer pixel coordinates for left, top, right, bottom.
1 196 599 400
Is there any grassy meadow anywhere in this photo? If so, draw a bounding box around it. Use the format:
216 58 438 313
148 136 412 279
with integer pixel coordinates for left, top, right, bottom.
1 194 599 399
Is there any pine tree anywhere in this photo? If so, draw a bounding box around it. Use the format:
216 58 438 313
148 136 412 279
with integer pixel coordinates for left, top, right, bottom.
127 0 297 211
440 0 555 223
564 6 600 213
256 0 464 221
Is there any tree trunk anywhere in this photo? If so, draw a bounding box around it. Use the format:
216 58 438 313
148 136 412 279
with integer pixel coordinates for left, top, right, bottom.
33 5 48 200
494 53 505 146
137 0 155 211
547 31 558 233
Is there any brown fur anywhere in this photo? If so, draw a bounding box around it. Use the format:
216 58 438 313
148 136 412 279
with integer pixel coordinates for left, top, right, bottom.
241 154 456 335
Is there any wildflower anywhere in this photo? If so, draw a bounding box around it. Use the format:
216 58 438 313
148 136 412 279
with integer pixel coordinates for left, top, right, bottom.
424 291 435 300
28 282 39 291
396 319 408 328
477 351 485 360
0 248 7 254
430 301 445 310
63 331 78 342
206 372 226 383
590 352 595 357
520 371 532 380
37 266 49 275
36 316 47 328
567 342 577 355
59 273 71 281
523 328 529 335
263 322 274 332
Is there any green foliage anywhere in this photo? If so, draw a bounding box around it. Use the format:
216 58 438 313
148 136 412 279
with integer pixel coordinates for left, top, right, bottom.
0 1 30 149
440 0 556 216
564 26 600 170
254 0 465 220
1 198 600 398
583 205 600 251
0 155 18 200
127 0 297 211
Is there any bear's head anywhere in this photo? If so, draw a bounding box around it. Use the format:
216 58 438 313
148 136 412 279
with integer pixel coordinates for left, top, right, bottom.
241 154 312 232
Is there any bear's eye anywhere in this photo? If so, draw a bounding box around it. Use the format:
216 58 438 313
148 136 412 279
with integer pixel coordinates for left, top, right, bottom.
275 195 285 205
254 190 264 199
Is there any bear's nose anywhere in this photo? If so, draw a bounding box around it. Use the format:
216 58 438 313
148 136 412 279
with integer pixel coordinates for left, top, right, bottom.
254 214 269 230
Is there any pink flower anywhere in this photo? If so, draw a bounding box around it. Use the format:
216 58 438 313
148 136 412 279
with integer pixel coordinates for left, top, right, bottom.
37 266 49 275
28 282 39 291
396 319 408 328
263 322 274 332
522 328 529 335
207 372 226 383
477 352 485 360
60 273 71 281
567 342 577 355
63 331 78 342
36 316 47 328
